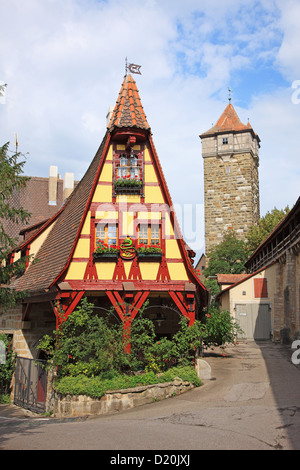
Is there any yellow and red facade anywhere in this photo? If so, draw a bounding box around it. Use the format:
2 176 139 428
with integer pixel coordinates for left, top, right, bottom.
10 74 208 352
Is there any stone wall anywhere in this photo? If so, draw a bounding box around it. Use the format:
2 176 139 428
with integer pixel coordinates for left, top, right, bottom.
50 379 195 418
273 248 300 342
203 151 259 254
0 302 55 358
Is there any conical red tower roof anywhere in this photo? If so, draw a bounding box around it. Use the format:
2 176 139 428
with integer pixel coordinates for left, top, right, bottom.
108 74 150 132
201 103 258 139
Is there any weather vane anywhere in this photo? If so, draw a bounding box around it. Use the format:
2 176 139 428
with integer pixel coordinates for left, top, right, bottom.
125 57 142 76
228 87 232 102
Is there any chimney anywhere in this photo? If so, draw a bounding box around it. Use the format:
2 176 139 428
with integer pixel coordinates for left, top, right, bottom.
48 165 58 205
106 106 114 127
63 172 74 201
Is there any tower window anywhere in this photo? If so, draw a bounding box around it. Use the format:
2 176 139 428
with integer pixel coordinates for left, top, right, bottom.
222 137 228 145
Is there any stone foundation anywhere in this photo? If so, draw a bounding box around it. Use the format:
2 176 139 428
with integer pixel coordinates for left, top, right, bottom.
51 379 195 418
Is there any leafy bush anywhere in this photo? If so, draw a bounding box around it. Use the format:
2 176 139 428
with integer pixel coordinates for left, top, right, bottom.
54 366 201 399
38 298 241 399
37 297 129 377
202 303 244 348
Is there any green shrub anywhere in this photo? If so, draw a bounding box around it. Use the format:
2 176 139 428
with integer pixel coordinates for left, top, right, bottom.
202 303 243 347
54 366 201 399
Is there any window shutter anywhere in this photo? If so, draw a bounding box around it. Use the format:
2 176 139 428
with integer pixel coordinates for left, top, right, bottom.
254 278 268 298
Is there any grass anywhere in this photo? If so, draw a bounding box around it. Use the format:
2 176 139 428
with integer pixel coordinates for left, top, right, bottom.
54 365 202 399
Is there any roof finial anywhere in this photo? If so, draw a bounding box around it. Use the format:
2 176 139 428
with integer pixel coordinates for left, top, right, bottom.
228 87 232 102
125 58 142 76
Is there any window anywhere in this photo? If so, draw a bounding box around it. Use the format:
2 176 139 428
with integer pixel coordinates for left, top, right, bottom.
222 137 228 145
254 278 268 298
116 153 140 180
96 223 118 247
138 224 160 246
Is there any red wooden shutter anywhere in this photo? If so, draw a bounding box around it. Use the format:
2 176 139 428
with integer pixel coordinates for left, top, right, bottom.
254 278 268 298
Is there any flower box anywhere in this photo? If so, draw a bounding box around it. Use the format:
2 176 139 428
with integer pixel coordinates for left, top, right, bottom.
93 252 119 262
114 177 143 195
114 184 143 195
137 252 162 262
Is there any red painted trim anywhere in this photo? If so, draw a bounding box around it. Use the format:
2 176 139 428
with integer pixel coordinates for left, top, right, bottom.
64 291 85 318
106 291 124 321
131 291 149 319
113 257 127 280
63 279 189 291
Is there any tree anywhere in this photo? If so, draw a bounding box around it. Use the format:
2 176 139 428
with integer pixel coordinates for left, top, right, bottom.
0 83 7 99
0 142 31 307
203 231 248 295
202 303 243 349
246 206 290 254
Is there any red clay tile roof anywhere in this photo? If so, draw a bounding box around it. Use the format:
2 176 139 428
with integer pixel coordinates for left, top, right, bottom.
1 177 65 245
108 74 150 131
217 273 248 285
200 103 258 138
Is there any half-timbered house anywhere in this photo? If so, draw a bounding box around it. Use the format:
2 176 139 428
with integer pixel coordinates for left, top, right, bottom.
2 73 208 358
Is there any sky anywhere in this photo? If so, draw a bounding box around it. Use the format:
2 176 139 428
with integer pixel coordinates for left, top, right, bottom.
0 0 300 257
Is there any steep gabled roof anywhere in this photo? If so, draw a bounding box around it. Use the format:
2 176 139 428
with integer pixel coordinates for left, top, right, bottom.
200 103 259 140
108 74 150 131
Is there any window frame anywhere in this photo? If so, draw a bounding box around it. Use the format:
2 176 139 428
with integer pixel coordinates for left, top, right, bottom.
138 223 160 247
96 222 118 247
113 148 144 195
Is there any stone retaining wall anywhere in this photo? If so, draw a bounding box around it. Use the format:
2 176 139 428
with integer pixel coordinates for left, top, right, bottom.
51 378 195 418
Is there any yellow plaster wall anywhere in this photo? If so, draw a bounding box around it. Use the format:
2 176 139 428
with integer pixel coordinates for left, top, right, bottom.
164 213 174 238
165 239 181 259
122 212 134 237
144 186 164 204
96 210 118 220
73 239 90 259
145 165 157 183
81 212 91 235
139 262 159 280
92 184 112 203
137 211 161 221
95 262 116 280
29 220 57 264
65 262 87 280
167 262 189 281
99 163 113 183
144 148 151 162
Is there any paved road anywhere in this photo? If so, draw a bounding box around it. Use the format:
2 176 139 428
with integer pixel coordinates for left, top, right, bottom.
1 340 300 451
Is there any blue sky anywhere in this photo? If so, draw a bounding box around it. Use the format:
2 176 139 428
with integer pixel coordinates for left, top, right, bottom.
0 0 300 256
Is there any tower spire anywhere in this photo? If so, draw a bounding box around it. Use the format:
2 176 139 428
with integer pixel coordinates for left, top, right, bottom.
228 87 232 103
